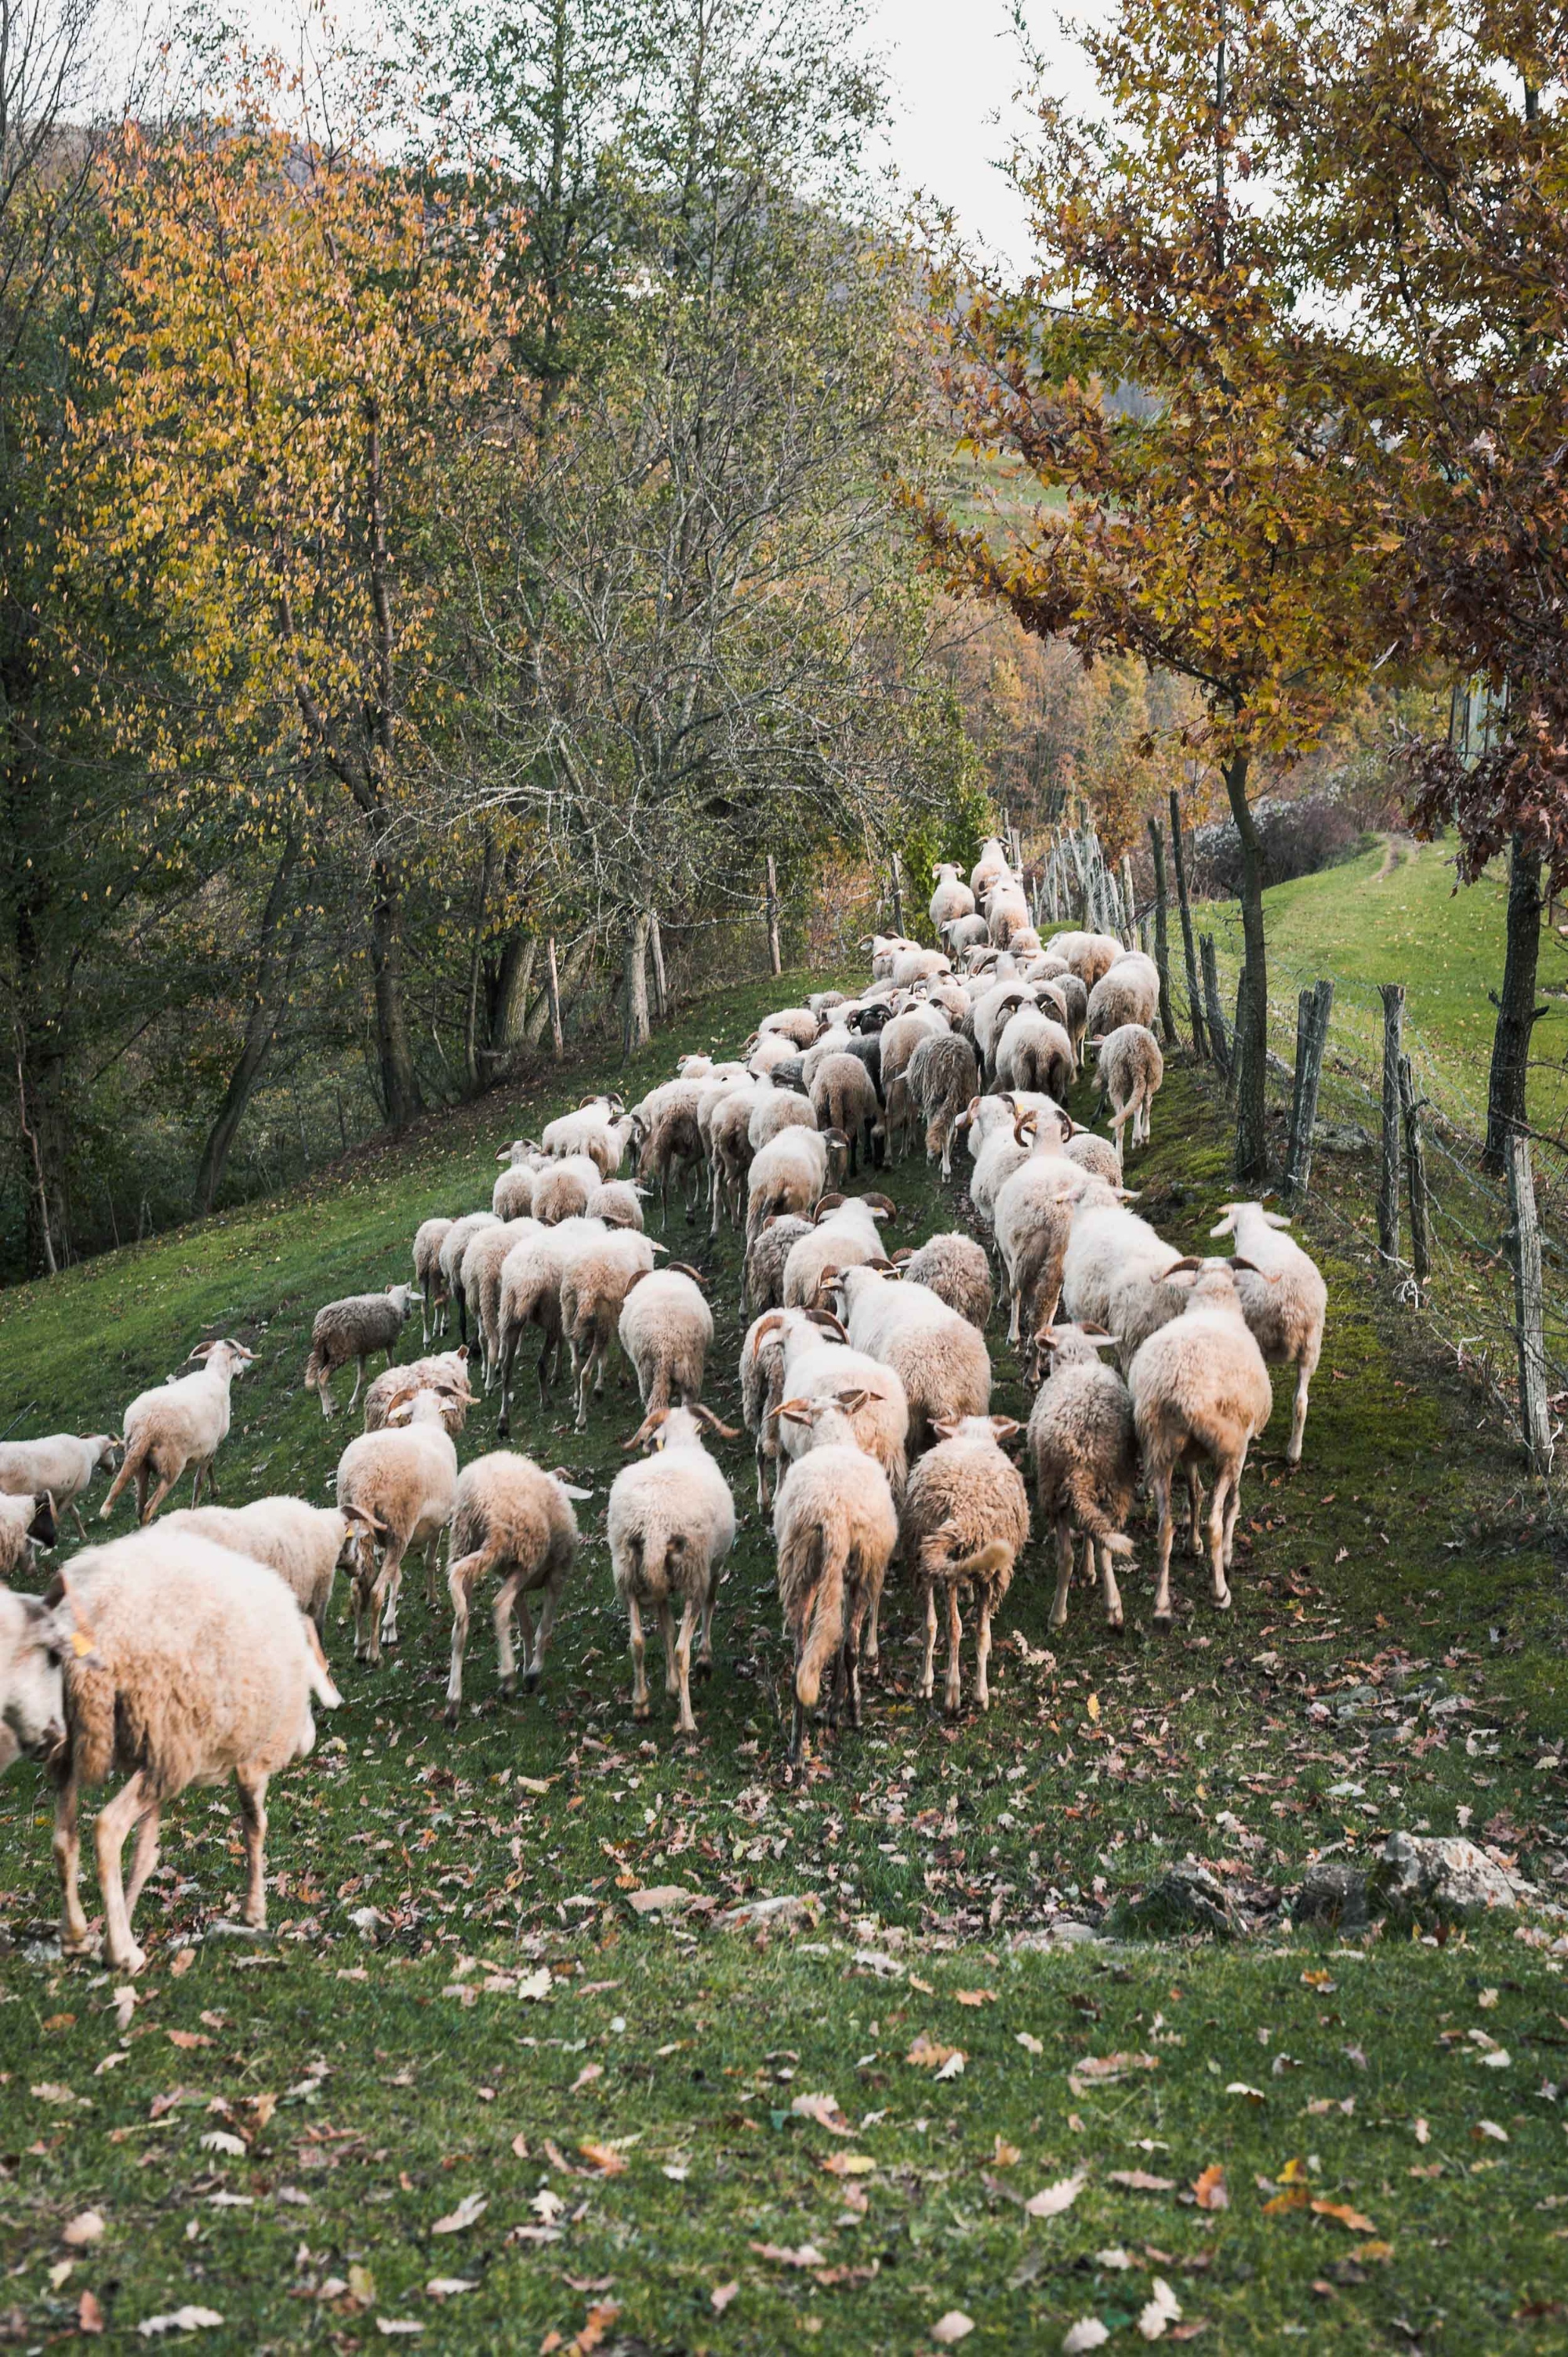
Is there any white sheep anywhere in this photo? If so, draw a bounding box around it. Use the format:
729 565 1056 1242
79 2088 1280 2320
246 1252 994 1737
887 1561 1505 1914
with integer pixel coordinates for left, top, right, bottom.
492 1159 541 1220
746 1124 847 1244
303 1284 415 1419
495 1215 609 1433
782 1193 896 1309
833 1262 992 1452
1061 1199 1189 1370
438 1211 503 1348
335 1384 463 1663
900 1415 1029 1712
0 1491 56 1575
1127 1258 1276 1629
0 1583 76 1775
878 1007 947 1159
532 1153 605 1226
364 1348 474 1434
619 1266 713 1414
1027 1324 1136 1633
0 1434 118 1540
561 1229 664 1431
1209 1202 1328 1465
412 1216 456 1342
929 862 976 931
1047 928 1125 987
970 837 1012 899
747 1073 818 1154
773 1431 898 1760
583 1178 645 1230
896 1232 993 1329
49 1531 340 1973
906 1031 981 1179
742 1211 813 1318
100 1341 254 1524
161 1498 350 1634
459 1219 542 1386
608 1405 739 1734
443 1455 591 1723
757 1006 820 1049
995 1001 1076 1099
710 1081 761 1236
741 1304 821 1509
1090 1022 1164 1169
994 1127 1101 1343
808 1052 882 1174
540 1095 628 1175
1086 950 1162 1038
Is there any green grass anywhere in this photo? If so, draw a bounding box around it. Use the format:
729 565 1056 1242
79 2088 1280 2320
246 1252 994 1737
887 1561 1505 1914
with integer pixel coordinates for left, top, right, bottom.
0 969 1566 2353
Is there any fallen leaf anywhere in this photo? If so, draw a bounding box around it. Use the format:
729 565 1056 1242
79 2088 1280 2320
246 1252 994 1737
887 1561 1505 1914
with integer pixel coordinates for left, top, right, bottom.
1414 2119 1430 2146
169 1950 196 1980
1192 2166 1228 2212
516 1968 553 2003
425 2280 475 2299
578 2143 627 2177
1261 2187 1310 2216
1086 1692 1101 1722
1070 2053 1160 2089
572 2303 620 2354
570 2065 603 2094
821 2153 877 2177
906 2034 960 2072
954 1989 997 2007
1016 2032 1044 2056
932 2314 975 2345
1025 2172 1087 2219
992 2137 1022 2167
750 2241 826 2268
1475 2120 1509 2143
624 1884 699 1916
166 2030 211 2051
512 2133 530 2159
349 2265 377 2305
63 2211 105 2247
78 2290 104 2335
31 2083 77 2105
136 2309 224 2337
375 2324 423 2339
710 2283 739 2314
935 2050 966 2082
1225 2083 1265 2104
1063 2323 1110 2354
791 2091 855 2137
431 2193 488 2235
531 2188 566 2224
1138 2277 1182 2340
198 2132 247 2157
1109 2170 1176 2193
1310 2199 1376 2233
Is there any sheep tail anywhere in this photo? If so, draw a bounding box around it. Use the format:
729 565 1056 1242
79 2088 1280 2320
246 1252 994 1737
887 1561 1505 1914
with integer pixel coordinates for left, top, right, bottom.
303 1347 324 1394
303 1616 343 1709
925 1535 1011 1582
97 1435 147 1520
792 1528 845 1712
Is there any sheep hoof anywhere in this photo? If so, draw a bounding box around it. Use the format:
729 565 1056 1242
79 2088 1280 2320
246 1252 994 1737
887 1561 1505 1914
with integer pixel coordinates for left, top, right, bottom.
1214 1586 1232 1612
522 1671 540 1694
1107 1612 1125 1634
1151 1610 1173 1634
633 1701 651 1723
695 1658 713 1683
443 1701 460 1728
107 1941 148 1977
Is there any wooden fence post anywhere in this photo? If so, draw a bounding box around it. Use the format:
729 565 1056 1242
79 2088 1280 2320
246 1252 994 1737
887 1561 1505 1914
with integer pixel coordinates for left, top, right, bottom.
1229 969 1250 1108
890 849 905 936
764 857 782 976
1505 1131 1554 1474
1200 934 1229 1075
1377 983 1404 1265
1398 1051 1431 1305
1146 816 1176 1044
649 917 669 1022
1120 852 1137 947
545 936 564 1062
1283 979 1333 1199
1169 790 1207 1059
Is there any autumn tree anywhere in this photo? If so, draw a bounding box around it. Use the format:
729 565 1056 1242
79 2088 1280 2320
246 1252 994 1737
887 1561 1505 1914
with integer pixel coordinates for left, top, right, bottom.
917 0 1383 1176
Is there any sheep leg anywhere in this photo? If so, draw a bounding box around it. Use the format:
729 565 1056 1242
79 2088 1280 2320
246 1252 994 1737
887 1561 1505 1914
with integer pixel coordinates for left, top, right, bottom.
789 1644 808 1763
628 1595 650 1721
863 1577 881 1676
1221 1443 1249 1569
54 1777 91 1953
347 1358 365 1412
318 1364 336 1420
944 1583 964 1716
673 1599 699 1736
71 1502 88 1542
1150 1465 1177 1632
369 1538 407 1660
235 1767 270 1927
496 1335 515 1440
1006 1269 1022 1346
140 1471 175 1523
657 1600 679 1695
1287 1358 1312 1466
95 1771 153 1974
918 1584 938 1701
695 1569 717 1682
421 1282 431 1349
446 1549 480 1724
525 1576 560 1691
1185 1466 1206 1559
134 1464 149 1521
1097 1539 1126 1632
975 1586 994 1711
1049 1517 1075 1631
755 1437 771 1512
1207 1473 1233 1611
124 1803 163 1916
424 1532 443 1610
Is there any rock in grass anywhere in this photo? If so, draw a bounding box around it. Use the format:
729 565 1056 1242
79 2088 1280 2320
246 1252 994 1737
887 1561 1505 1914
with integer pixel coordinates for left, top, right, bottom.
1120 1864 1237 1939
1369 1832 1534 1923
1291 1863 1370 1932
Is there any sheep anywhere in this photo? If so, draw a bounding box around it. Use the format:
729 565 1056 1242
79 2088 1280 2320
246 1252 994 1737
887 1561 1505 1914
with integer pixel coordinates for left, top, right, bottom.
47 1530 340 1973
748 1030 802 1078
0 1491 56 1575
771 1320 910 1512
1087 949 1162 1033
995 1002 1076 1099
583 1178 645 1230
897 1232 993 1329
364 1348 474 1434
1026 1324 1137 1633
1047 929 1125 987
742 1304 818 1509
636 1087 707 1228
943 913 991 959
413 1216 456 1342
833 1262 992 1452
747 1074 818 1155
1208 1202 1328 1465
906 1030 980 1178
970 836 1012 900
800 1026 851 1090
995 1128 1107 1344
161 1498 350 1635
879 1007 947 1159
809 1052 882 1173
808 990 853 1019
1061 1200 1190 1370
773 1434 898 1760
746 1124 847 1244
966 1096 1049 1225
890 946 951 988
971 978 1031 1076
463 1219 543 1385
864 933 919 982
619 1266 713 1414
757 1006 821 1049
922 975 972 1031
532 1153 605 1227
100 1340 254 1524
492 1160 540 1221
899 1415 1029 1713
697 1072 756 1228
336 1384 463 1664
443 1455 591 1723
782 1192 896 1309
560 1229 664 1430
1063 1129 1123 1186
438 1212 503 1346
303 1284 415 1419
540 1095 628 1175
930 862 976 931
1127 1258 1276 1629
743 1212 813 1316
608 1404 738 1734
0 1434 118 1540
0 1583 76 1775
710 1082 760 1236
985 881 1032 949
494 1216 609 1433
1091 1022 1164 1169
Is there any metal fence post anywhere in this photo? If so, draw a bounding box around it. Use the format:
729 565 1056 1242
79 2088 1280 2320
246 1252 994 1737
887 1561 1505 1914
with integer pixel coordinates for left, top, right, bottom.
1377 983 1405 1265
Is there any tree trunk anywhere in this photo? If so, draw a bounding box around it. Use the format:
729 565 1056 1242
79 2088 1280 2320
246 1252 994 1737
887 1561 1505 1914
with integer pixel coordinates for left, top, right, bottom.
463 833 496 1093
193 841 307 1213
489 933 539 1065
1224 751 1269 1180
369 852 421 1129
1484 833 1544 1174
622 910 652 1055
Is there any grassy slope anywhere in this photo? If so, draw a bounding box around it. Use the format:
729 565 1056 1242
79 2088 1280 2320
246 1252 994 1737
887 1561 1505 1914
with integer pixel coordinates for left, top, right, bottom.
0 971 1565 2353
1202 837 1568 1139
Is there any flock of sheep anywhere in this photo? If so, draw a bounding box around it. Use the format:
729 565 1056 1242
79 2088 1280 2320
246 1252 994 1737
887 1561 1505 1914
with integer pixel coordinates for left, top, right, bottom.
0 834 1328 1977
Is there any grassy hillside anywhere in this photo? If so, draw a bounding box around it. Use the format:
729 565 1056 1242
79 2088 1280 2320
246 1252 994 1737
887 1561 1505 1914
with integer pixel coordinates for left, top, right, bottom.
0 971 1565 2353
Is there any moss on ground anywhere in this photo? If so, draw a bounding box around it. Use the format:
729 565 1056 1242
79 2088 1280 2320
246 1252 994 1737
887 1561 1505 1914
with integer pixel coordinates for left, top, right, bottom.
0 970 1565 2353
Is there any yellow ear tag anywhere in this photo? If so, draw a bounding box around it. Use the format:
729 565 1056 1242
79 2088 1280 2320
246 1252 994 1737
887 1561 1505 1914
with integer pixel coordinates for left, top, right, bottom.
71 1630 95 1658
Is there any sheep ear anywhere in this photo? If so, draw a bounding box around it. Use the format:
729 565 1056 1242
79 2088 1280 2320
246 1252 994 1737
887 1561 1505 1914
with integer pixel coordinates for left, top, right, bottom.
989 1417 1023 1442
496 1149 513 1163
1033 1326 1062 1349
771 1397 814 1427
930 1417 961 1440
1264 1210 1294 1229
1207 1210 1236 1237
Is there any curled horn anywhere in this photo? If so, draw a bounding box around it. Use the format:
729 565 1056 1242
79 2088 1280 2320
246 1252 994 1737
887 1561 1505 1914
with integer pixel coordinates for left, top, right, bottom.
866 1256 897 1273
804 1306 848 1340
693 1405 742 1439
604 1093 625 1114
813 1193 848 1223
751 1311 788 1344
1231 1255 1281 1282
890 1247 915 1266
622 1407 670 1449
863 1193 896 1218
1160 1255 1203 1278
496 1148 513 1163
669 1262 707 1286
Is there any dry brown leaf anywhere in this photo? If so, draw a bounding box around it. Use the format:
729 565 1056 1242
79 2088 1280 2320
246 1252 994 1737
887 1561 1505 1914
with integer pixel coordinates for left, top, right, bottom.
570 2065 604 2094
1024 2171 1086 2219
578 2143 628 2177
906 2034 960 2072
169 1950 195 1980
953 1989 997 2007
572 2303 620 2355
710 2283 739 2314
821 2153 876 2177
1193 2165 1229 2212
62 2212 104 2248
77 2290 104 2336
992 2137 1022 2167
167 2030 211 2051
931 2314 975 2345
750 2241 826 2268
1109 2169 1176 2192
1070 2053 1160 2089
1310 2199 1376 2233
790 2092 855 2137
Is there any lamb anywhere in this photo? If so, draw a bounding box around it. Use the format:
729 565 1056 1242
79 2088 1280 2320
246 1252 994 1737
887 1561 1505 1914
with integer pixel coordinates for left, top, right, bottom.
463 1218 543 1385
47 1530 340 1973
532 1153 605 1227
438 1211 503 1346
889 945 951 987
833 1262 992 1453
985 881 1032 949
930 861 976 930
809 1052 882 1173
413 1216 456 1342
773 1432 898 1760
746 1124 847 1244
1209 1202 1328 1464
1091 1022 1164 1169
161 1498 350 1634
0 1491 56 1575
864 933 919 982
1026 1324 1137 1633
782 1192 896 1309
303 1284 415 1419
1047 928 1125 987
443 1455 590 1723
583 1178 645 1230
0 1582 76 1775
1127 1258 1276 1629
897 1232 993 1329
970 837 1012 900
900 1415 1029 1713
943 913 991 958
1062 1200 1190 1370
492 1159 540 1220
0 1434 118 1540
608 1405 738 1734
1086 950 1162 1038
560 1229 663 1430
100 1340 255 1524
995 1002 1076 1099
743 1211 812 1316
906 1030 980 1178
748 1030 803 1077
619 1266 713 1414
335 1384 463 1664
494 1215 608 1433
364 1348 474 1434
